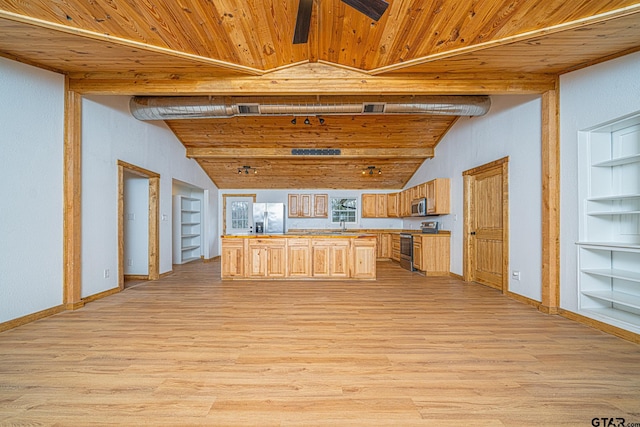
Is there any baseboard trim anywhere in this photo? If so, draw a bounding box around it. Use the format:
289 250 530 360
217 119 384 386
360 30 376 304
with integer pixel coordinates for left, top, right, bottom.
159 270 173 278
82 287 121 304
203 256 220 263
124 274 148 281
506 291 542 310
449 272 464 281
558 308 640 344
0 304 66 333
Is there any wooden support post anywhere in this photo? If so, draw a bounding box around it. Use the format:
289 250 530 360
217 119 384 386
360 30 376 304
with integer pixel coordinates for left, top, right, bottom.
63 77 84 309
540 86 560 314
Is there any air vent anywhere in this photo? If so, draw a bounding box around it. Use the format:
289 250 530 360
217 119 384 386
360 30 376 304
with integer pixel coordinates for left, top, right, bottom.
291 148 341 156
237 104 259 114
363 103 385 113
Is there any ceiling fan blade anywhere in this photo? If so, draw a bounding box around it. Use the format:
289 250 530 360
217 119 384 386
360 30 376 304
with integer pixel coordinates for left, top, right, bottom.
341 0 389 21
293 0 313 44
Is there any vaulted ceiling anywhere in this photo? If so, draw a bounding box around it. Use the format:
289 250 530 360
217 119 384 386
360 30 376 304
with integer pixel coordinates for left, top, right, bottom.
1 0 640 189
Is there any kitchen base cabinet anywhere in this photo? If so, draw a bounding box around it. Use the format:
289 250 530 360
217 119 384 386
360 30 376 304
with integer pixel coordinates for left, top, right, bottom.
412 233 450 276
287 238 311 277
376 233 392 259
247 239 286 278
391 234 400 262
221 235 376 280
312 240 350 278
221 238 245 278
352 239 377 279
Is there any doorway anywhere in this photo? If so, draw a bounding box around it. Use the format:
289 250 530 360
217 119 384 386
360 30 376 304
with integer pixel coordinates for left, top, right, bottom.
222 194 256 235
117 160 160 290
463 157 509 292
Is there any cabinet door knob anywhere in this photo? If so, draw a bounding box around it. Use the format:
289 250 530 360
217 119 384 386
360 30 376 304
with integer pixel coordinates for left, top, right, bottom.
470 231 476 235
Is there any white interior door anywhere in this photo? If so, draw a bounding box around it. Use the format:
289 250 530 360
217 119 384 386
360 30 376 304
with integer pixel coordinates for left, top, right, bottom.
225 196 254 234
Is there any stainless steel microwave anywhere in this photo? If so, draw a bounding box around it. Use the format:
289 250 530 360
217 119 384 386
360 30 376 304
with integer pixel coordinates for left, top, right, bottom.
411 198 427 216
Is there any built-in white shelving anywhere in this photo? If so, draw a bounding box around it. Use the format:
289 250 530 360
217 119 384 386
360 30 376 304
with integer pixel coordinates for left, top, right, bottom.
577 114 640 334
173 195 202 264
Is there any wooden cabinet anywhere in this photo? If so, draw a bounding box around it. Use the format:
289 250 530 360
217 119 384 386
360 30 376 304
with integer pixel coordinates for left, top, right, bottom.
391 234 400 262
247 238 286 278
412 238 423 271
288 193 328 218
313 194 328 218
412 234 450 276
376 233 392 259
222 235 376 280
400 189 412 217
361 193 388 218
287 238 311 277
352 239 377 279
221 238 245 278
387 193 399 217
312 239 350 278
426 178 450 215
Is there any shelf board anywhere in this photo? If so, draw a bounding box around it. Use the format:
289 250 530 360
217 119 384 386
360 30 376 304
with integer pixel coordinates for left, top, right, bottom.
581 268 640 283
582 307 640 328
587 193 640 201
592 153 640 167
181 209 200 213
582 290 640 310
577 242 640 251
181 245 200 251
587 210 640 216
182 234 200 238
181 222 200 225
181 256 200 264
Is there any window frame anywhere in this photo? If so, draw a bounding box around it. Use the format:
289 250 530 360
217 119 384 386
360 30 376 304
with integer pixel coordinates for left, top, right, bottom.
330 197 358 224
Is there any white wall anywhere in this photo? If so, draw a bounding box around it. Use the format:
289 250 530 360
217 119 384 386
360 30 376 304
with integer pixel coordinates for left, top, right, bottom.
404 95 543 301
82 96 219 297
559 51 640 312
123 173 149 275
0 58 65 322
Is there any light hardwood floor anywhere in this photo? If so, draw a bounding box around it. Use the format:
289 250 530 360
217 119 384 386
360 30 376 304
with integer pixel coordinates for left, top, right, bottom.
1 260 639 426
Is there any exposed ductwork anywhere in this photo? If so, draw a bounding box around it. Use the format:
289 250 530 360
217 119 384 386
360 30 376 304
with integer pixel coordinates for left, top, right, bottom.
129 95 491 120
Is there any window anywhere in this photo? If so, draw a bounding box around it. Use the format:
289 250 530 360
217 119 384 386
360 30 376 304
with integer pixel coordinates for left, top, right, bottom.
231 201 249 229
331 198 357 223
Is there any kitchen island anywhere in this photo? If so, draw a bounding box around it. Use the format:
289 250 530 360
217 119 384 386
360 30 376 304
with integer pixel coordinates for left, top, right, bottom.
221 233 377 280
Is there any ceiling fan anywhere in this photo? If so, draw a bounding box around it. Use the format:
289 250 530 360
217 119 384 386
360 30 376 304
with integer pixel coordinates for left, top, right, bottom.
293 0 390 44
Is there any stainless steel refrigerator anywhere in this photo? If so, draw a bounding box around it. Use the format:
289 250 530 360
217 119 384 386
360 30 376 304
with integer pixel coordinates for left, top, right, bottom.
252 203 286 234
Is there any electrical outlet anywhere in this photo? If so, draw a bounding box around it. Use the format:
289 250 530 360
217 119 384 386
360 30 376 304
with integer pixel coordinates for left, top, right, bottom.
104 269 110 279
512 271 521 281
127 259 133 266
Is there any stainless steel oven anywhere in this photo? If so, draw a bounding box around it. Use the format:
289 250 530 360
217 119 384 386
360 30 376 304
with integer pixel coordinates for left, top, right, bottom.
399 233 414 271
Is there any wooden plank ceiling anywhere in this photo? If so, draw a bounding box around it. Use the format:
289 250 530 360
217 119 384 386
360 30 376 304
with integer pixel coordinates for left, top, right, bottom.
1 0 640 189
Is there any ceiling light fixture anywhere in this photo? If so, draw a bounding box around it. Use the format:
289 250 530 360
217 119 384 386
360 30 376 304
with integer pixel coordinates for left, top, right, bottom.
238 165 257 175
304 117 311 125
291 117 297 125
319 117 325 125
362 166 382 176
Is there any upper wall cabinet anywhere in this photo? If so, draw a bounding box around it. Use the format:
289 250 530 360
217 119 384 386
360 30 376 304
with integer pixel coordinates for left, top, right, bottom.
363 178 450 218
288 194 328 218
361 193 388 218
426 178 450 215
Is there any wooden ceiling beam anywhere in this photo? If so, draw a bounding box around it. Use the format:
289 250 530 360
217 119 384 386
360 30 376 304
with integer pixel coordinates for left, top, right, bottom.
68 73 557 96
186 147 434 159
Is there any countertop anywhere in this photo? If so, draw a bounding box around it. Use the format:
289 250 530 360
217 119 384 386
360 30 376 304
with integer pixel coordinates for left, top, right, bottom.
222 232 377 238
222 230 450 238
